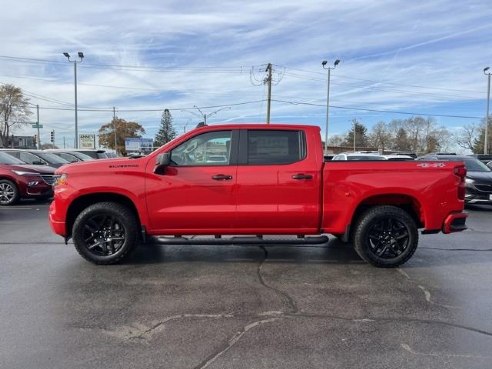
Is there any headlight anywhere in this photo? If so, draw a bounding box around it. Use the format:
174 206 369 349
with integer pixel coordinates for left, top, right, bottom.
54 173 68 186
12 170 39 176
465 178 475 184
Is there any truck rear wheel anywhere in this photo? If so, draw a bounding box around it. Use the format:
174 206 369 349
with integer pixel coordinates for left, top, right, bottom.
353 206 418 268
72 202 138 265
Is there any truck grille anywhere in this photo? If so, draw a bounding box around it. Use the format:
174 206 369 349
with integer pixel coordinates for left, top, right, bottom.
475 184 492 193
41 175 57 185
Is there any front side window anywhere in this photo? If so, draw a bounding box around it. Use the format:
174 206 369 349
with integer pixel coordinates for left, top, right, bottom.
171 131 232 166
247 130 305 165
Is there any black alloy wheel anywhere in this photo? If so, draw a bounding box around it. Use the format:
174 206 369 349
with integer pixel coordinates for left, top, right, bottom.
353 206 418 267
0 180 19 206
72 202 138 264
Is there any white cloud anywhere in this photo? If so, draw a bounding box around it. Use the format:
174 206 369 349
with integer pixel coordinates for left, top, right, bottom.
1 0 491 146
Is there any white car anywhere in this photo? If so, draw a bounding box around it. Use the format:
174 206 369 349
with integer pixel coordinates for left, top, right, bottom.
332 152 385 161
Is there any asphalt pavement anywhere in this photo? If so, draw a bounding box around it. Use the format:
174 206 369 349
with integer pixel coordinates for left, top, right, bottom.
1 201 492 369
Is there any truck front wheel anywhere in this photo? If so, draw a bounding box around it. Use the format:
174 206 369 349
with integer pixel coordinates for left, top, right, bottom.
72 202 138 265
353 206 418 268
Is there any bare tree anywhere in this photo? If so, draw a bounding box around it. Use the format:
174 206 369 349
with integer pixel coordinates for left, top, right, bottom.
0 84 32 147
327 134 344 147
369 121 393 152
454 123 478 152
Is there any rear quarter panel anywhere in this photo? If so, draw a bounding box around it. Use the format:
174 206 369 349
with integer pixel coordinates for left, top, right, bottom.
322 161 464 235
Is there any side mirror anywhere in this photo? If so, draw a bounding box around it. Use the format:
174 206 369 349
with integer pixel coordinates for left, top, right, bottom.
154 152 171 174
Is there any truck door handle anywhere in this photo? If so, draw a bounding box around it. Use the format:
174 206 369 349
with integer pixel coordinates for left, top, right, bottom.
292 173 313 180
212 174 233 181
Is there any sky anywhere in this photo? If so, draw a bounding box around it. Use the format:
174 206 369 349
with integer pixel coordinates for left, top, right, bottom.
1 0 492 148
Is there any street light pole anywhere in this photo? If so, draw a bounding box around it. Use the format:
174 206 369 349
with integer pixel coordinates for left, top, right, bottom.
190 105 231 126
63 52 84 148
321 59 340 155
484 67 491 155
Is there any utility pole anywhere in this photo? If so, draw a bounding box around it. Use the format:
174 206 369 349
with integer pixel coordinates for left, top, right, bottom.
265 63 273 124
352 119 357 152
113 106 117 152
36 105 40 149
250 63 284 124
484 67 491 154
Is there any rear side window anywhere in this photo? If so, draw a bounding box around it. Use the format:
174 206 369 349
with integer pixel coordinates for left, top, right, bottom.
247 130 306 165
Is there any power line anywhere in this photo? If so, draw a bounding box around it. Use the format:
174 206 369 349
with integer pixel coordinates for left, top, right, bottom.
0 54 483 95
30 97 482 120
285 66 483 94
0 55 246 73
35 100 266 112
271 99 481 119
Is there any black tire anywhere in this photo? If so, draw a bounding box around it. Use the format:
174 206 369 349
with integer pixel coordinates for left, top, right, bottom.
72 202 138 265
353 206 418 268
0 179 19 206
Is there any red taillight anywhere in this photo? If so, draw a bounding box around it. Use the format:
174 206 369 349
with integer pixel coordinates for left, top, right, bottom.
454 165 467 178
454 165 466 200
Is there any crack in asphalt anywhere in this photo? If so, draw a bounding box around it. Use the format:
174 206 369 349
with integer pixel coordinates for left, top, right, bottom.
396 268 459 309
193 317 281 369
257 246 298 314
420 247 492 252
401 343 492 359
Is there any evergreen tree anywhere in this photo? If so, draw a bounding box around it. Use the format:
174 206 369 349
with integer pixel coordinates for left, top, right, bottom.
154 109 177 148
344 119 369 149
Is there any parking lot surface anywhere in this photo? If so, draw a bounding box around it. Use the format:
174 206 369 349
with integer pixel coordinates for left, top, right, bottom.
1 202 492 369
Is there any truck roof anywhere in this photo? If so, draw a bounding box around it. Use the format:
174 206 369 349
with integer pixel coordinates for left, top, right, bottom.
194 123 320 131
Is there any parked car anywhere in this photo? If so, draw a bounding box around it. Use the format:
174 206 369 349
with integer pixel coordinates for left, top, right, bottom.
487 161 492 170
332 152 386 161
0 149 70 168
71 149 110 159
381 154 414 161
469 154 492 164
45 150 94 163
0 152 56 205
417 154 492 205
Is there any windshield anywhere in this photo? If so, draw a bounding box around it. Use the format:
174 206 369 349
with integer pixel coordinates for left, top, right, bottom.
0 151 27 165
35 151 69 164
69 151 94 160
463 158 492 172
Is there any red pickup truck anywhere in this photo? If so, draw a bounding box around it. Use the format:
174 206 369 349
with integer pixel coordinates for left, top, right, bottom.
49 124 468 267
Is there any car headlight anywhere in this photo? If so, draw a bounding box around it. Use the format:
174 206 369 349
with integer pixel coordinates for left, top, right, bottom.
11 170 39 176
54 173 68 186
465 178 475 184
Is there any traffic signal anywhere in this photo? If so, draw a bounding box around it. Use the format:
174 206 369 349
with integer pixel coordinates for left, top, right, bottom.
50 130 55 143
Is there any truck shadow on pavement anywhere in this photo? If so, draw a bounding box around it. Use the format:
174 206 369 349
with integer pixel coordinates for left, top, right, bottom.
125 238 365 266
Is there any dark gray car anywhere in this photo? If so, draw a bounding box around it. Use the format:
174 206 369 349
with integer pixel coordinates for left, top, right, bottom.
417 154 492 205
0 149 70 168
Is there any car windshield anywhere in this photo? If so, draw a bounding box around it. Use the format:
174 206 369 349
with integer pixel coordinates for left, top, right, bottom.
35 151 69 164
463 158 492 172
0 151 27 165
67 151 94 160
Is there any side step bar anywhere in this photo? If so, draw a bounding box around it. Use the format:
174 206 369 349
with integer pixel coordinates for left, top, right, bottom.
150 235 329 246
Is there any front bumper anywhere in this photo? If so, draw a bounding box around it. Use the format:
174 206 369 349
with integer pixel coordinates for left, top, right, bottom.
49 199 67 237
465 184 492 204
